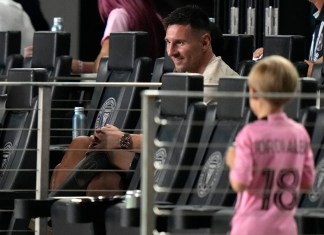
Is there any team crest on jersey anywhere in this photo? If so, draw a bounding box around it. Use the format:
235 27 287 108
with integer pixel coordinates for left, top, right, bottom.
308 158 324 203
1 142 13 176
154 148 167 183
95 97 116 128
197 151 224 198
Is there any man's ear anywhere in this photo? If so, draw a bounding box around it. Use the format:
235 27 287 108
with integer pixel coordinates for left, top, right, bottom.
201 33 211 50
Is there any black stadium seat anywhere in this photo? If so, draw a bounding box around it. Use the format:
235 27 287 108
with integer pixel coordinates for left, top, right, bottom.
263 35 308 77
29 31 71 77
0 31 23 77
0 68 48 233
222 34 254 72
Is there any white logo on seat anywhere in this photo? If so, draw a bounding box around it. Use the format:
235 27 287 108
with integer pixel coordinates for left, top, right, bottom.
154 148 167 183
1 142 13 176
95 97 116 129
197 151 224 198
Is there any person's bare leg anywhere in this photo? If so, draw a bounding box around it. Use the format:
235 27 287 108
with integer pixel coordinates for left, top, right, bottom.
86 171 125 197
50 136 91 189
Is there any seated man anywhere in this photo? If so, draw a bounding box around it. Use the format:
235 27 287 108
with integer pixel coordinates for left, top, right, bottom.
51 5 238 196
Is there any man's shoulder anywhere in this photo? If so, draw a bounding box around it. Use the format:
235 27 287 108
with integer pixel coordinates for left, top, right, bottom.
209 55 238 75
0 0 23 12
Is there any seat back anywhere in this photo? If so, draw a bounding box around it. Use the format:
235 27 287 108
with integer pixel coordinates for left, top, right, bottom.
0 31 23 76
0 68 47 190
0 68 47 232
150 52 175 84
153 73 207 204
263 35 308 77
31 31 71 76
222 34 254 72
263 35 306 62
284 77 317 122
178 77 249 207
85 32 153 135
237 60 256 76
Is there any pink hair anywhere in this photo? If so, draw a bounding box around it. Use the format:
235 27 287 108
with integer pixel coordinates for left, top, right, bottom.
97 0 165 58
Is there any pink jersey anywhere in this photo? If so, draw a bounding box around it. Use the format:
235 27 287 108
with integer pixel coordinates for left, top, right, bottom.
229 112 315 235
101 8 130 44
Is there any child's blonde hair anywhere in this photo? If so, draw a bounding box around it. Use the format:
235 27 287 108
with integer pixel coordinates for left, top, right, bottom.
248 55 298 106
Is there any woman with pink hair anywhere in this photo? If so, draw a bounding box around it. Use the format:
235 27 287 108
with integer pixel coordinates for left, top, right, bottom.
72 0 165 73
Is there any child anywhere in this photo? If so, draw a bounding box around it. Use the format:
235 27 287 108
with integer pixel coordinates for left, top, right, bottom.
225 55 315 235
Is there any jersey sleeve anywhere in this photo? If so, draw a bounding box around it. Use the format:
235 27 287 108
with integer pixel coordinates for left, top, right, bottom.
101 8 130 44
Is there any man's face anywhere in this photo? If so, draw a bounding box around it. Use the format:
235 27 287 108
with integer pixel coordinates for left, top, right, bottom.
165 24 206 73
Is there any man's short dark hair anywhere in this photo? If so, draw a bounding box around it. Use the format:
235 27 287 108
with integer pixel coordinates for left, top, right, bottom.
163 5 211 33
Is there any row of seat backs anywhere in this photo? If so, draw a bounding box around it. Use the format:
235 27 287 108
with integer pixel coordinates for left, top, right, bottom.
125 75 318 207
47 75 253 235
0 31 72 78
238 35 309 77
49 72 208 235
152 34 308 79
4 31 155 233
103 76 319 235
22 74 319 235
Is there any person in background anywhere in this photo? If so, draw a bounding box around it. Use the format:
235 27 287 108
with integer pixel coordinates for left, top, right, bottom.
0 0 35 53
50 5 238 196
71 0 165 73
305 0 324 76
226 55 315 235
22 0 165 73
14 0 49 31
253 0 324 77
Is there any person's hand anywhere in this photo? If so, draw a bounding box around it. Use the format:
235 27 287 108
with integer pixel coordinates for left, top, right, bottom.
88 124 124 150
225 145 236 169
304 59 314 77
23 45 33 57
252 47 264 61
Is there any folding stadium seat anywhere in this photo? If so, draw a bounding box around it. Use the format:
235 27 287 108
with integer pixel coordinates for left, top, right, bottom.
22 31 77 147
263 35 309 77
84 31 153 135
0 31 23 77
0 68 48 233
150 52 175 83
26 31 71 77
237 59 256 76
222 34 254 73
175 77 249 208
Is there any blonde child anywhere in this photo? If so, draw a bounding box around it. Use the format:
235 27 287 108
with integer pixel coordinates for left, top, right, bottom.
226 55 315 235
